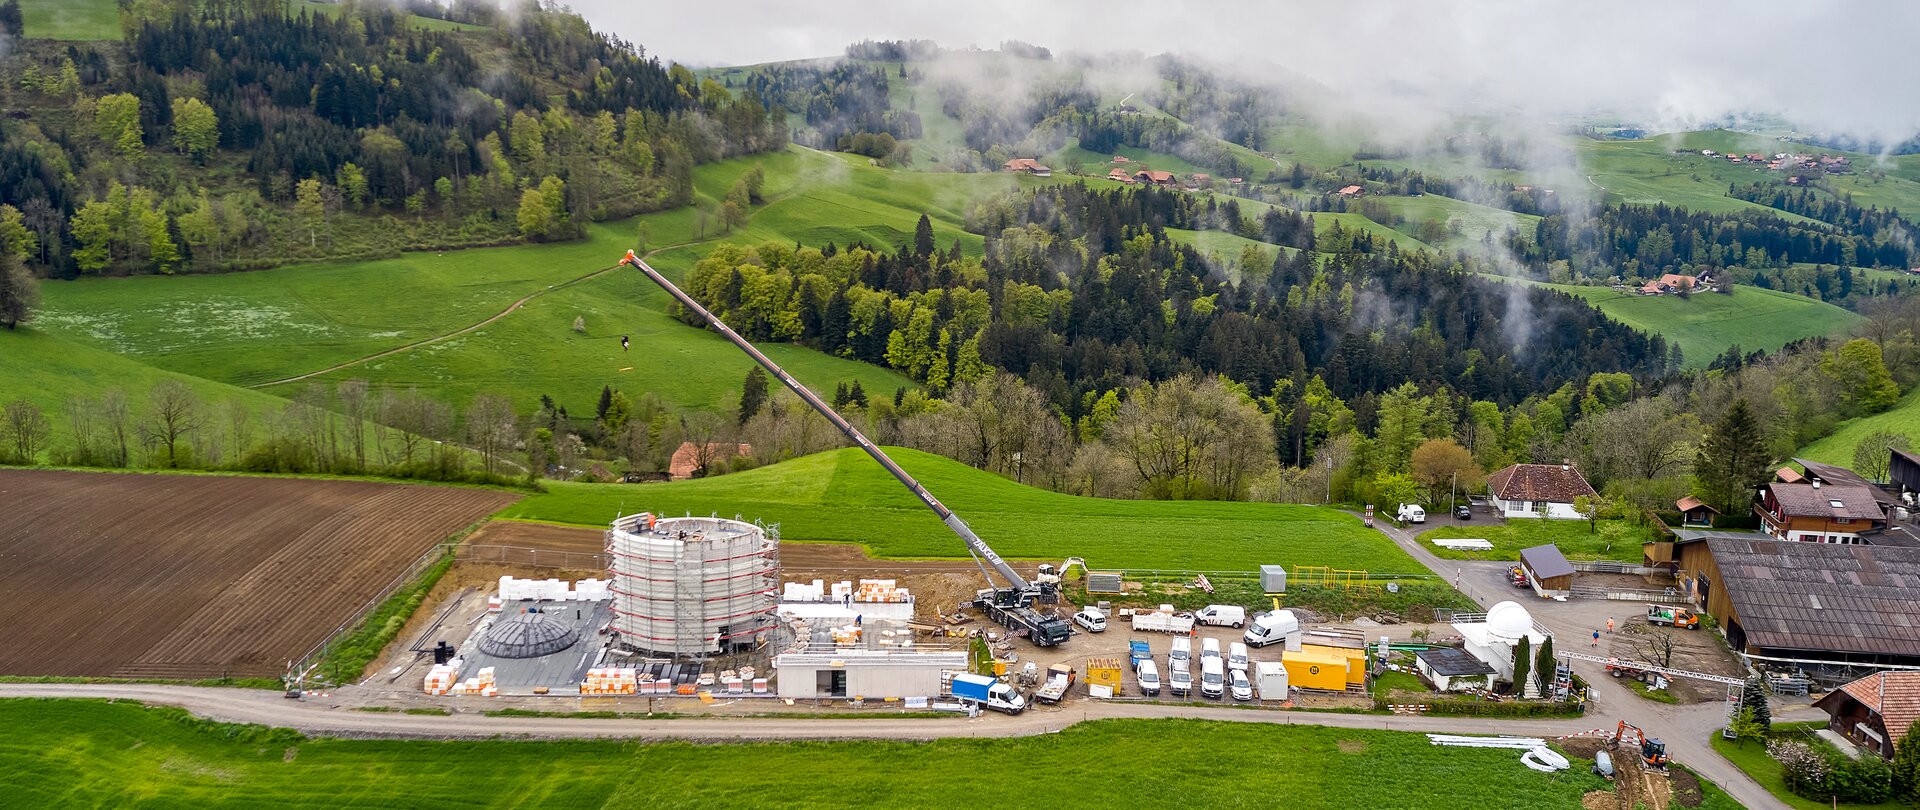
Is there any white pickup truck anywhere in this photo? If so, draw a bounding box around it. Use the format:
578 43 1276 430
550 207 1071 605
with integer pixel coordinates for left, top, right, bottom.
1033 664 1077 704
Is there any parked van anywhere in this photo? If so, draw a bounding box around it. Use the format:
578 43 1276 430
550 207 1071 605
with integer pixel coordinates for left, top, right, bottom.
1201 637 1221 662
1397 503 1426 524
1135 660 1162 697
1072 607 1107 632
1244 610 1301 648
1195 604 1247 628
1228 642 1249 671
1168 662 1193 698
1169 637 1192 666
1200 658 1225 699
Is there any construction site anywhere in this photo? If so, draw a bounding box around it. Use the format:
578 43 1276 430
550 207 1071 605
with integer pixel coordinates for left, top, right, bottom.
323 251 1776 810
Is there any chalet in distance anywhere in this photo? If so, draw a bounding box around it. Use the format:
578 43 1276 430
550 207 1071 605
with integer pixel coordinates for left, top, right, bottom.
1486 462 1597 520
1001 158 1052 177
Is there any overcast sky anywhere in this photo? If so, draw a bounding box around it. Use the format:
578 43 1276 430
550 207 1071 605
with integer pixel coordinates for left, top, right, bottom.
571 0 1920 144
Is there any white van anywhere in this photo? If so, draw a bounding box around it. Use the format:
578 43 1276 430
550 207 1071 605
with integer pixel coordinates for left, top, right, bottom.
1397 503 1426 524
1072 607 1107 632
1200 637 1221 662
1228 642 1249 671
1243 610 1301 648
1195 605 1247 628
1169 637 1192 666
1136 660 1162 696
1200 657 1225 699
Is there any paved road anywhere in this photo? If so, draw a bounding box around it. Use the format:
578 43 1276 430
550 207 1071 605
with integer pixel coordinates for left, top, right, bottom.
0 681 1626 740
1368 517 1789 810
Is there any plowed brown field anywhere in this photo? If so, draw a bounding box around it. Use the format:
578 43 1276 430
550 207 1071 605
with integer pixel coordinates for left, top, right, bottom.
0 469 519 679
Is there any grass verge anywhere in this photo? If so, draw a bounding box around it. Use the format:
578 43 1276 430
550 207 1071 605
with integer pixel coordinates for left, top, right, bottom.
0 698 1617 808
1421 519 1649 562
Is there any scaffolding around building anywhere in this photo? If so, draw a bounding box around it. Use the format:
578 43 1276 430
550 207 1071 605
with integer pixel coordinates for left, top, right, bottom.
606 513 779 658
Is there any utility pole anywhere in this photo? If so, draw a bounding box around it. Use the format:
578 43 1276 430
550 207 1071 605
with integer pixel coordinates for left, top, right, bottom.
1325 454 1333 505
1450 471 1458 514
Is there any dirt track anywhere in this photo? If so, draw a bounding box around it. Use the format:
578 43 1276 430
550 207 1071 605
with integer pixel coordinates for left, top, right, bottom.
0 469 518 679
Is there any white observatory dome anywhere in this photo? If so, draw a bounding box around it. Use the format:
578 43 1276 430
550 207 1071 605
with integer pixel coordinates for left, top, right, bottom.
1485 601 1534 639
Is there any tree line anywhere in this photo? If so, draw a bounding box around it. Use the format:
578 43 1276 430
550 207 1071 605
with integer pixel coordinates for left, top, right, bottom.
0 1 784 277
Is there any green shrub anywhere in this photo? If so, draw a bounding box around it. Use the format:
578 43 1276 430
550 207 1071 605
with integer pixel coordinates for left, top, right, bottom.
1422 699 1583 718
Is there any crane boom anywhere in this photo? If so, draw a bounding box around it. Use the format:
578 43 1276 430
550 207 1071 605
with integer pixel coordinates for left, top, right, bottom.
620 250 1032 593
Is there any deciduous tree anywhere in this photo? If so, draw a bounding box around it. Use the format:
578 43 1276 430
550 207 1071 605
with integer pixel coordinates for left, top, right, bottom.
169 97 218 161
139 379 203 468
1852 430 1911 483
93 93 144 156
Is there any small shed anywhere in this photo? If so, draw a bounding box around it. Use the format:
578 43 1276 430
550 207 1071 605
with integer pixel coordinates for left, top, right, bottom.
1415 647 1497 691
1518 544 1575 598
1675 496 1718 528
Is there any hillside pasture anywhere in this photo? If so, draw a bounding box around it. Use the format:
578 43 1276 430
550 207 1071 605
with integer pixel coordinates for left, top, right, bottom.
500 447 1421 574
1796 387 1920 466
19 0 118 39
1488 277 1862 366
35 148 954 414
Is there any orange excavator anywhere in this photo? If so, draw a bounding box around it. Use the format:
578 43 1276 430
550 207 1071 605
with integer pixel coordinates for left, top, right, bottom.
1610 720 1670 770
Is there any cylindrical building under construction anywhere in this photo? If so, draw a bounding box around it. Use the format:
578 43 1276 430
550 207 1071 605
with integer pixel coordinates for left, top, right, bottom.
607 513 778 657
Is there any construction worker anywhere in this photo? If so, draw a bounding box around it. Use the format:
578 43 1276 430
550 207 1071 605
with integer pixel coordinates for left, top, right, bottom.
1606 617 1615 633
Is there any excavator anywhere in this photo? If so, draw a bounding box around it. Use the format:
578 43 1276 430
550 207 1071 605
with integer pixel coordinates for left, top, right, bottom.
1609 720 1670 770
618 250 1072 646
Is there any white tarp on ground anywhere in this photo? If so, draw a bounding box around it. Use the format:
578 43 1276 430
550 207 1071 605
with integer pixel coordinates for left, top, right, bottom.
1433 538 1494 551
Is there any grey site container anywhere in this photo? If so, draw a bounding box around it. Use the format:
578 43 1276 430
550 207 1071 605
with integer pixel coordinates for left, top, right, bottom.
1260 565 1287 593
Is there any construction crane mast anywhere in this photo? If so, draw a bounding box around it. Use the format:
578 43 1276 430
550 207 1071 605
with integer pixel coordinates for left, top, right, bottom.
619 251 1070 643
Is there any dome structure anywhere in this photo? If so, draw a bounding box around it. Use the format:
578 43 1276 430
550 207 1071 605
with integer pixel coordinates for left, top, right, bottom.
478 612 581 659
1485 601 1534 640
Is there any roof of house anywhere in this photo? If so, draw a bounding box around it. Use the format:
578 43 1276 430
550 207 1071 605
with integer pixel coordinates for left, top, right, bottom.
1796 457 1875 488
1776 466 1805 483
1519 544 1576 580
1668 528 1769 545
1487 463 1597 503
1704 537 1920 656
1813 671 1920 747
1002 158 1049 172
1416 647 1498 677
1136 170 1176 182
1675 496 1717 514
1767 481 1885 521
1336 185 1364 195
668 441 752 478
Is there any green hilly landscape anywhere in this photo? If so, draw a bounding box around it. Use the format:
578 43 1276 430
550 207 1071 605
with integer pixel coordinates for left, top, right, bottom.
503 445 1414 573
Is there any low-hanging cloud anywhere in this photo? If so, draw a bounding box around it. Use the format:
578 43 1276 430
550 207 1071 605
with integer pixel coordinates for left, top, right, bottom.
574 0 1920 146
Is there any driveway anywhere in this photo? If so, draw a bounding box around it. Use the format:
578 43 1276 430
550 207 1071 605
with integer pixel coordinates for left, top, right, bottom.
1366 516 1788 810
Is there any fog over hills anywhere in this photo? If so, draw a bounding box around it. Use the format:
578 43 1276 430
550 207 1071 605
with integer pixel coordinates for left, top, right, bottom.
579 0 1920 148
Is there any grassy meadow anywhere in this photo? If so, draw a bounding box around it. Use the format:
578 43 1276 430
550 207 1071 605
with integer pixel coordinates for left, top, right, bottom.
1796 387 1920 466
1501 279 1863 366
501 446 1420 573
32 147 984 414
0 699 1652 810
1419 519 1648 563
17 0 119 39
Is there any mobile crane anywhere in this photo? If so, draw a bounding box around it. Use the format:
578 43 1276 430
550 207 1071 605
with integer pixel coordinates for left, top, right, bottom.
618 250 1072 646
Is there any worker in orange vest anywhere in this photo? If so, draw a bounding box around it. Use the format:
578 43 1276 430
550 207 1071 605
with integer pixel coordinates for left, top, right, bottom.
1606 617 1615 633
